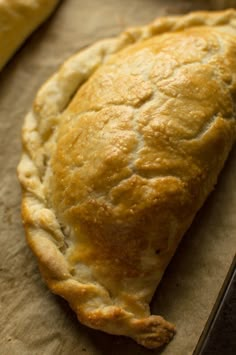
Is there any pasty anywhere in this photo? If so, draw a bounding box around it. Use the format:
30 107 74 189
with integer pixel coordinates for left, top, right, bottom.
0 0 59 70
17 9 236 349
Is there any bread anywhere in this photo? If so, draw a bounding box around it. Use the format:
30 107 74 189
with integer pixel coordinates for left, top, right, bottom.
0 0 59 70
17 9 236 349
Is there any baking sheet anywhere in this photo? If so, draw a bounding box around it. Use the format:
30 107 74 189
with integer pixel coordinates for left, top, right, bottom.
0 1 236 354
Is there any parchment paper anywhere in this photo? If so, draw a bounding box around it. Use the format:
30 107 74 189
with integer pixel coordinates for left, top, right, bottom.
0 1 235 354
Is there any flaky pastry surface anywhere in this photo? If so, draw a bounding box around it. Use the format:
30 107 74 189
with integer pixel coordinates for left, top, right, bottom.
18 10 236 349
0 0 59 70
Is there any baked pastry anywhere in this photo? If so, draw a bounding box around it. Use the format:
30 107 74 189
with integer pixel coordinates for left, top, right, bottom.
17 9 236 349
0 0 59 70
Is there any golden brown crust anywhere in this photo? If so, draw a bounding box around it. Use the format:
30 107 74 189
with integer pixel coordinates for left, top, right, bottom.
0 0 60 70
18 9 236 349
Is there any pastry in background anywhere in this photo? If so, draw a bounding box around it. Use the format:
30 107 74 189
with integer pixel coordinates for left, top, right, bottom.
0 0 60 70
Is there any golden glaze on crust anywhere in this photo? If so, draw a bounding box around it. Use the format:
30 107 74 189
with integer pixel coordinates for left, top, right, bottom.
18 10 236 349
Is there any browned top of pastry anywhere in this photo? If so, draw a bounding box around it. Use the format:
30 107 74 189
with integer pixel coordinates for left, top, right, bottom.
50 26 236 287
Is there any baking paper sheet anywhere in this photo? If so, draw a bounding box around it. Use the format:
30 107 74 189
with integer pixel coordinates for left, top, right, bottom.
0 1 235 354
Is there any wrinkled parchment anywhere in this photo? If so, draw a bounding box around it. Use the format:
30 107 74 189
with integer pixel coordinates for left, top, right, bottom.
0 1 235 354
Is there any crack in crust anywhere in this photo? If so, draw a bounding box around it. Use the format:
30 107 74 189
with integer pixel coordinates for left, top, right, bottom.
17 9 236 349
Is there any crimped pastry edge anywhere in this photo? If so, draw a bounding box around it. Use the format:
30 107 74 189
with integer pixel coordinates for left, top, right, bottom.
17 9 236 348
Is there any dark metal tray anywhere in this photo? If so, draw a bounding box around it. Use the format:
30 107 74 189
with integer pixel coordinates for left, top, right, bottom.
194 256 236 355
